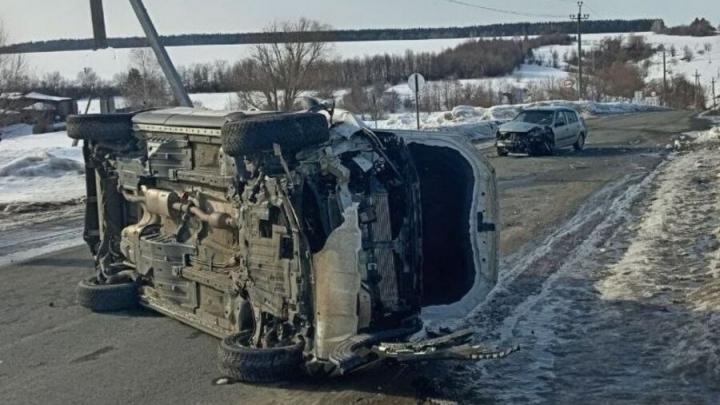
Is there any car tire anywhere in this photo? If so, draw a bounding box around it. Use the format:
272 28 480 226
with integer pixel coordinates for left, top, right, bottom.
542 136 556 156
529 137 553 157
217 331 305 383
497 147 509 157
76 276 138 312
573 133 586 151
221 113 329 157
67 113 135 142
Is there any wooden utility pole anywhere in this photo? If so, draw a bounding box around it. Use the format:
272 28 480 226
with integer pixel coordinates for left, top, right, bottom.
694 70 701 109
571 1 590 100
662 46 668 107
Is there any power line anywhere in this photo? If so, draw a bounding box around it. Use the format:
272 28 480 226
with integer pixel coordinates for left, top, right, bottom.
441 0 567 19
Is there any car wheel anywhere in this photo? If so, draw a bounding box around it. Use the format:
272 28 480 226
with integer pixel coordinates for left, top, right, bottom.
573 133 586 151
217 331 305 383
497 147 509 157
76 276 138 312
67 113 135 142
221 113 329 157
533 137 555 156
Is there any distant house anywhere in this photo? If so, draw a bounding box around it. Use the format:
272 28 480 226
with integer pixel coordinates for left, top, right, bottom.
0 92 78 132
21 92 78 121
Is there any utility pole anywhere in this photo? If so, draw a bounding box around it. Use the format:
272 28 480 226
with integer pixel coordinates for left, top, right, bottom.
128 0 193 107
662 46 668 107
571 1 590 100
693 70 701 109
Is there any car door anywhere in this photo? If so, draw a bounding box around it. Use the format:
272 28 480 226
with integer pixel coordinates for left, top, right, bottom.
565 111 581 145
553 111 569 146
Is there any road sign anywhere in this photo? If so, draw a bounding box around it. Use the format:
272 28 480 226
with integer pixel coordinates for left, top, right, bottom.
408 73 425 130
408 73 426 93
562 79 575 89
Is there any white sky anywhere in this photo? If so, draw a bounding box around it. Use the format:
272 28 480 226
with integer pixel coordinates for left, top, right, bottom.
0 0 718 79
1 0 718 43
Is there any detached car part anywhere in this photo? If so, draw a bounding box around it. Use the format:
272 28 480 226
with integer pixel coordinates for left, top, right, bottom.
69 106 506 381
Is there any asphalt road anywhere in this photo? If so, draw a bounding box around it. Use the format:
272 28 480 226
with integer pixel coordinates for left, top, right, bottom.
0 110 708 404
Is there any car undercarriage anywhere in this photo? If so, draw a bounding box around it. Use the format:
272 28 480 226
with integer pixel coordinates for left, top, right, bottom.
69 106 508 381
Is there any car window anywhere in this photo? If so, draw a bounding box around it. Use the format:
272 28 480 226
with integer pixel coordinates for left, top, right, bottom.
515 111 554 125
566 111 578 124
555 112 567 126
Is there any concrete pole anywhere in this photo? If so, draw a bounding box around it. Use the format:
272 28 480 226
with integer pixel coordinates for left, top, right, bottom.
128 0 193 107
571 2 589 100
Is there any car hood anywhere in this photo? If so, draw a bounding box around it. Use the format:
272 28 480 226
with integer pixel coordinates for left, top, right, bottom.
499 121 545 133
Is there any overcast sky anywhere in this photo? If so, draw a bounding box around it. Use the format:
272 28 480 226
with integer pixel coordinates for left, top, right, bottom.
1 0 718 43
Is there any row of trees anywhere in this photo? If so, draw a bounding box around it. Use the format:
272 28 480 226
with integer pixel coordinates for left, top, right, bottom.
0 19 656 54
652 18 718 37
180 33 570 96
2 17 711 115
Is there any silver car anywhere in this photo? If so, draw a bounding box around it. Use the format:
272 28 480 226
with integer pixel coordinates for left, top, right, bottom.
495 107 588 156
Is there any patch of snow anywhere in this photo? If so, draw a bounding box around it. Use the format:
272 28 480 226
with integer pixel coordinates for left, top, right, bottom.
386 64 570 100
0 130 84 204
0 231 84 267
0 124 33 139
76 96 128 114
0 153 82 178
687 126 720 144
190 92 241 110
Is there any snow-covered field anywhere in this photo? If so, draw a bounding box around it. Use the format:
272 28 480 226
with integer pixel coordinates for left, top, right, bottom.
0 124 83 205
386 63 570 100
533 31 720 97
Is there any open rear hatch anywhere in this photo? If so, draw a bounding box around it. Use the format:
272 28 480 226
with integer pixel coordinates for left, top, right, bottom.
326 124 512 375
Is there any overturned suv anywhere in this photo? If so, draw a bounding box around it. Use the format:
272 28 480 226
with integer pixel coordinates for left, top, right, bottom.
68 105 507 382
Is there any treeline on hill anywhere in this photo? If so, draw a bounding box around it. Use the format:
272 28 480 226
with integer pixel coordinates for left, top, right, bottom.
652 18 718 37
566 35 655 100
0 34 570 100
191 34 571 93
0 19 656 54
563 35 705 108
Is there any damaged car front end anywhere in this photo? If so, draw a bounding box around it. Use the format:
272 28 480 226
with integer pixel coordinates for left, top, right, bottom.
69 106 510 381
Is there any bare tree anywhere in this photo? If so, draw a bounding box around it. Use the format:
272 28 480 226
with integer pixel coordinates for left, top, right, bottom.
682 45 694 62
240 19 331 111
1 22 30 128
76 67 101 95
40 71 69 95
116 48 172 108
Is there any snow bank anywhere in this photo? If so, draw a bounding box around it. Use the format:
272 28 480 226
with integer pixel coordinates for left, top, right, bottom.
0 123 33 139
0 130 84 204
373 99 666 137
0 153 82 177
687 125 720 144
485 100 667 121
373 109 498 140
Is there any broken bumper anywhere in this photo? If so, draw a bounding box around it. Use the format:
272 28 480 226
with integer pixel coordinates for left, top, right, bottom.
496 133 544 153
374 329 519 362
328 326 518 376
